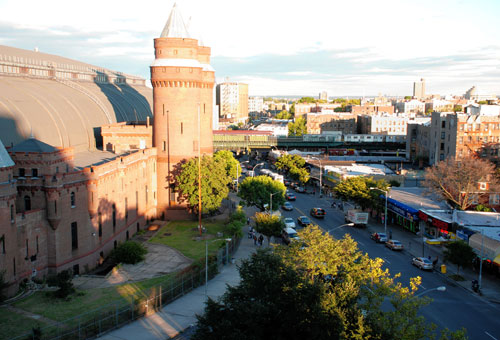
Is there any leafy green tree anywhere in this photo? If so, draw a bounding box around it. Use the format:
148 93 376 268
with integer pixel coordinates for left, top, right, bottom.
333 176 389 210
276 226 468 340
289 166 310 184
238 176 286 211
254 212 284 245
47 269 75 299
214 150 239 179
289 103 295 116
453 105 463 113
478 100 488 105
275 110 292 120
474 204 492 212
275 154 306 172
288 116 307 136
443 241 477 275
404 96 412 100
192 249 340 340
177 155 231 213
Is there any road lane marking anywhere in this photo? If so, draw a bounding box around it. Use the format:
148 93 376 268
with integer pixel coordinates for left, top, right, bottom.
419 284 426 290
358 241 364 246
383 258 391 264
485 331 497 340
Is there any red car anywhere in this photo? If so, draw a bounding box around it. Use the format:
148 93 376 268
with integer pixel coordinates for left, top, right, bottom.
285 192 296 201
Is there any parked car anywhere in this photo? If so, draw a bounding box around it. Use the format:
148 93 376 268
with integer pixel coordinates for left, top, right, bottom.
282 227 300 245
371 232 388 243
290 182 299 189
385 240 404 251
310 208 326 218
285 192 296 201
412 257 433 270
283 217 296 229
297 216 312 227
282 202 294 211
284 180 291 186
295 186 306 193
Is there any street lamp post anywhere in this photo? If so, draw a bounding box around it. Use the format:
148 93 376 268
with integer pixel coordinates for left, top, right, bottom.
415 286 446 297
311 157 323 198
270 191 280 213
370 187 389 236
252 162 265 177
205 238 232 298
236 161 250 193
328 223 354 235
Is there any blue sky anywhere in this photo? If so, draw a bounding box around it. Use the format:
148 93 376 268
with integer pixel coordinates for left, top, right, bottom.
0 0 499 97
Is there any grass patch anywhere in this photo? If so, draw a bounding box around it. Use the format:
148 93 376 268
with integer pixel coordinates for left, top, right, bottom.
0 306 48 339
149 220 228 260
448 274 465 281
11 272 174 328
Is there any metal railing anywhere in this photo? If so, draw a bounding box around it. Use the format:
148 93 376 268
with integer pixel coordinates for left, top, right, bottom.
11 237 240 340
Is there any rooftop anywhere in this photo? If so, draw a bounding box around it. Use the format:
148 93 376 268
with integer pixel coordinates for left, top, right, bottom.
10 137 57 153
0 140 14 168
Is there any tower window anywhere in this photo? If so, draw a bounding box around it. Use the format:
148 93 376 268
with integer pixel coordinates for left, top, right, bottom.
19 168 25 177
24 196 31 211
32 168 38 177
163 141 166 151
1 234 5 254
71 222 78 250
70 192 76 208
174 50 178 55
181 123 183 134
98 212 102 238
10 205 14 223
112 204 116 231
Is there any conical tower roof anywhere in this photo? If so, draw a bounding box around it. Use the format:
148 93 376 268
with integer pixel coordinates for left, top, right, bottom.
160 3 191 39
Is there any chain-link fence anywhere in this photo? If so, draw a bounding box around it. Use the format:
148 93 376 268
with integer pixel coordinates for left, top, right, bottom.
12 237 240 340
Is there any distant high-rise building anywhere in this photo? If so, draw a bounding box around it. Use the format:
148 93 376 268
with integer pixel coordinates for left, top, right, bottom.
216 82 249 123
249 96 264 113
413 78 426 99
319 91 328 101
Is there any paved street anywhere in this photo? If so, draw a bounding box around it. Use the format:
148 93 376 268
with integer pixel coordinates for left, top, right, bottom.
286 188 500 340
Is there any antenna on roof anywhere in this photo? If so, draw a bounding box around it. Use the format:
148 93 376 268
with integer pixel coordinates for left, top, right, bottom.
29 127 34 139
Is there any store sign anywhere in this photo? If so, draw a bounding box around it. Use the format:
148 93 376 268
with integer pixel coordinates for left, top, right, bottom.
387 200 419 221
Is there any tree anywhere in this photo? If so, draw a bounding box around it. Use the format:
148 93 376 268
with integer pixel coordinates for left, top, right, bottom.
275 226 468 340
192 249 341 340
289 103 295 116
237 176 286 211
275 110 292 120
213 150 239 179
289 166 310 184
423 156 499 210
333 176 389 210
453 105 463 113
47 269 75 299
478 100 488 105
253 212 284 245
404 96 412 100
298 96 316 103
275 154 306 172
177 155 231 213
288 116 307 136
443 240 476 275
111 241 148 264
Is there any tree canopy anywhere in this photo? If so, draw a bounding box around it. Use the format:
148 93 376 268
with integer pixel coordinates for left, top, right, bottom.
253 212 284 245
275 154 306 172
237 175 286 211
275 110 293 120
193 226 468 340
423 156 499 210
333 176 389 210
288 116 307 136
177 155 231 213
298 96 316 103
443 240 477 275
213 150 240 179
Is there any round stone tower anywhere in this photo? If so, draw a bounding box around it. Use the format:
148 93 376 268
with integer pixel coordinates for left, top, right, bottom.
151 3 214 218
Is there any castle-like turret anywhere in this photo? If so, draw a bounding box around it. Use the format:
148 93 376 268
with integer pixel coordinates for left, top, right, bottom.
151 3 214 217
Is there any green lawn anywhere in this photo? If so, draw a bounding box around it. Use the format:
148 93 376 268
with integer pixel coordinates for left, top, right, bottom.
149 220 228 260
0 306 48 339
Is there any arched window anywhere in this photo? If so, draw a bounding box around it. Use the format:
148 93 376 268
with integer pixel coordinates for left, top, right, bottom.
70 192 75 208
24 196 31 211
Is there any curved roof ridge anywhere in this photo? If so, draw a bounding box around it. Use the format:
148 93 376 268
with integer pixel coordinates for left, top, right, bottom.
159 3 191 38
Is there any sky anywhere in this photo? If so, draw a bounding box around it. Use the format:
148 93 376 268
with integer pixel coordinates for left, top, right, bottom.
0 0 499 97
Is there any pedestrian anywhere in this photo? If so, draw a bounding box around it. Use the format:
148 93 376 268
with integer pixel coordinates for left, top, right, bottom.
433 256 438 267
247 217 250 225
258 234 264 246
248 226 253 239
253 233 257 245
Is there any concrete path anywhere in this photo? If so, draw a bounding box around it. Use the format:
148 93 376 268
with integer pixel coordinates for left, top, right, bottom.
98 194 260 340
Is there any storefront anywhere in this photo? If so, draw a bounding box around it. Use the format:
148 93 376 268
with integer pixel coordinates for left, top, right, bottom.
418 210 453 238
386 197 420 233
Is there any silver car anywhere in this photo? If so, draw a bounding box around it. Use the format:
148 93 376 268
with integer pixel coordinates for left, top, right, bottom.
412 257 433 270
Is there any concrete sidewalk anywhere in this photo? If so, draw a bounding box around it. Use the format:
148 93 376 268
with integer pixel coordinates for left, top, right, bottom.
366 219 500 303
98 195 259 340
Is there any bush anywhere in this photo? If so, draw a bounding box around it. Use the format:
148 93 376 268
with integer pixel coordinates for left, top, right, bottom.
389 179 401 187
225 222 243 238
46 269 75 299
111 241 148 265
229 206 246 224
